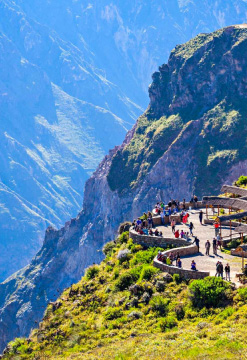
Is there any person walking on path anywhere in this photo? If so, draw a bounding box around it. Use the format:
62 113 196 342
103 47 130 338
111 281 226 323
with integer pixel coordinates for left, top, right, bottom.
193 237 200 252
189 222 195 236
171 219 176 233
225 263 230 281
213 238 217 255
205 240 211 256
199 210 203 225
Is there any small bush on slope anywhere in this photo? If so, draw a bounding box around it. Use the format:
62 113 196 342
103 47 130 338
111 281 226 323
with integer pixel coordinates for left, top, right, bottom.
236 175 247 187
189 276 232 308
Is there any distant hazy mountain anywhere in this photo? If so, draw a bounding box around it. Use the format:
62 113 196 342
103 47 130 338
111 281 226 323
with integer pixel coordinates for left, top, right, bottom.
1 0 247 281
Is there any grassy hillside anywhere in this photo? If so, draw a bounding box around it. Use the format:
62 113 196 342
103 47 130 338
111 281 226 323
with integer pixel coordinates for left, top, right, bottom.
3 231 247 360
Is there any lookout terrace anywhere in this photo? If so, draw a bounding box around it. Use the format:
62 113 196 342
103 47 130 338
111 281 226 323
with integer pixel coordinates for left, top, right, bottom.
130 185 247 282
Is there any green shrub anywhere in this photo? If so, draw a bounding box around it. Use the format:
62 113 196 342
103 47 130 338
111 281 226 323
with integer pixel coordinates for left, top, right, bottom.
104 307 123 320
139 265 159 281
218 307 234 320
130 247 163 267
115 270 138 291
103 241 116 256
150 295 169 316
113 268 120 279
236 176 247 187
129 266 143 281
9 338 28 354
237 287 247 302
189 277 232 309
173 274 180 284
227 239 240 249
159 316 178 331
118 231 129 244
86 265 100 280
127 239 143 253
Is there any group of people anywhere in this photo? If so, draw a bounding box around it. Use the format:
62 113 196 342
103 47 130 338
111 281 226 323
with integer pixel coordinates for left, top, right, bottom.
204 236 222 256
215 261 231 281
133 212 153 231
157 251 182 268
154 197 199 223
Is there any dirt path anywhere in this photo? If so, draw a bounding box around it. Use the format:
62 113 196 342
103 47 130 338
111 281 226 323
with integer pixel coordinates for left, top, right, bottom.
157 208 243 282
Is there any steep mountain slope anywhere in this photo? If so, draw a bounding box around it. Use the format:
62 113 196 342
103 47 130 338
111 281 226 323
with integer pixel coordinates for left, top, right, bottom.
2 0 247 281
1 24 247 352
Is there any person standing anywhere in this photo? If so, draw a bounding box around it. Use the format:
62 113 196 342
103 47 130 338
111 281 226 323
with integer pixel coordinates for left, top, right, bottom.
199 210 203 225
217 234 222 251
213 238 217 255
214 221 220 237
160 209 165 225
215 261 220 277
193 237 200 252
194 195 198 208
205 240 211 256
189 222 195 236
171 219 176 233
218 262 223 278
225 263 230 281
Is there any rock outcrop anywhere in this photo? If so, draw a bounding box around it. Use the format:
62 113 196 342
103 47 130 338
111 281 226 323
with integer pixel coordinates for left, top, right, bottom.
1 24 247 352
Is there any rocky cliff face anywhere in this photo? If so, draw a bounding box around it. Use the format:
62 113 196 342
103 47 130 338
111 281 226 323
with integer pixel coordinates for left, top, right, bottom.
2 0 247 281
1 24 247 352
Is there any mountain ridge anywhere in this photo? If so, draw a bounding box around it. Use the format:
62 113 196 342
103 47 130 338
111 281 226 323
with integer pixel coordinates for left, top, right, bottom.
1 24 247 351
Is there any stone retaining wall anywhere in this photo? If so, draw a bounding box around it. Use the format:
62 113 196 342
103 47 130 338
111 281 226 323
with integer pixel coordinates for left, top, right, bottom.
153 244 210 279
129 229 188 248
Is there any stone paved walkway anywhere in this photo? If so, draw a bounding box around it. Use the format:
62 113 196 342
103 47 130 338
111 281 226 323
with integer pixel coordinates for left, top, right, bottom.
156 208 243 282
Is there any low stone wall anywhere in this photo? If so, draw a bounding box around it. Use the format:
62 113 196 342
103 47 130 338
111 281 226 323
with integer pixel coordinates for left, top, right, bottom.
152 216 162 226
129 229 188 248
153 244 210 279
